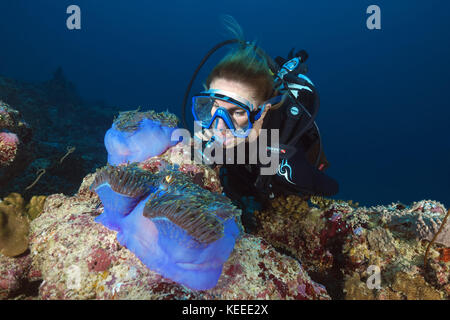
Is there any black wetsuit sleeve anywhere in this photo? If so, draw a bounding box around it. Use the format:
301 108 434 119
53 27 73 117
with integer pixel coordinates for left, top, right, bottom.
273 143 339 197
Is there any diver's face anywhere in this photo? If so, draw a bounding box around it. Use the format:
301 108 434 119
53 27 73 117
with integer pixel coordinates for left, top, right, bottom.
209 78 259 131
210 99 249 129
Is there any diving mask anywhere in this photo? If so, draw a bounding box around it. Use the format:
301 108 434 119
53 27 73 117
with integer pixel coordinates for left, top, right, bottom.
192 89 282 138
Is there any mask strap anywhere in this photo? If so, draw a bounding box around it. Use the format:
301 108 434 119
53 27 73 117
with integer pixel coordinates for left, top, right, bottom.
253 95 284 121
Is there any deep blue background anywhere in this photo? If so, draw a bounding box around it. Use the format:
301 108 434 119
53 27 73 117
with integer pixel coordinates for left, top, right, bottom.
0 0 449 208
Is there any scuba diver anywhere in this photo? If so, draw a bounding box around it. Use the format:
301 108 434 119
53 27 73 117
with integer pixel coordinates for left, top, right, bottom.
182 33 339 232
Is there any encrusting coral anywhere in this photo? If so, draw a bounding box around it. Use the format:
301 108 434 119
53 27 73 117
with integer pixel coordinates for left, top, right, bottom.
1 193 46 222
0 193 46 258
0 194 29 257
0 132 19 166
25 195 47 221
0 101 33 183
254 195 449 300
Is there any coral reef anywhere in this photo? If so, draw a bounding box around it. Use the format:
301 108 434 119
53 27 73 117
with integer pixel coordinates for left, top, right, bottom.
0 192 46 258
0 253 34 299
255 196 449 300
113 108 179 131
0 131 19 166
1 193 46 221
140 142 223 193
0 102 446 300
0 101 32 141
0 101 33 190
13 174 329 299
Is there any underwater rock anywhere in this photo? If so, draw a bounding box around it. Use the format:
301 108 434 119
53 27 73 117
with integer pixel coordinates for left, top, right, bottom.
391 271 442 300
140 142 223 193
22 175 329 299
366 227 397 256
0 101 32 141
0 253 32 299
255 196 449 300
382 200 450 247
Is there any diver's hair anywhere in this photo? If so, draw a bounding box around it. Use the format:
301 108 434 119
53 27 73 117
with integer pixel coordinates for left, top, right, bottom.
220 14 244 42
206 16 285 110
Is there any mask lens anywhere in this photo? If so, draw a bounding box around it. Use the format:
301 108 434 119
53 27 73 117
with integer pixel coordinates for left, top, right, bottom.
192 96 215 127
192 94 253 137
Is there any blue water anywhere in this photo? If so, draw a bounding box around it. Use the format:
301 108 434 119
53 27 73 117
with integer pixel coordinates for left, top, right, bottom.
0 0 449 208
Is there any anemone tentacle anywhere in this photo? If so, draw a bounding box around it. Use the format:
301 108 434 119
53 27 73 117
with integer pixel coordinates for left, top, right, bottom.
91 164 154 198
144 191 224 245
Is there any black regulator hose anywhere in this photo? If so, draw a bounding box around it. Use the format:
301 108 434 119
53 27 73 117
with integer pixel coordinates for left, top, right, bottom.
182 39 240 130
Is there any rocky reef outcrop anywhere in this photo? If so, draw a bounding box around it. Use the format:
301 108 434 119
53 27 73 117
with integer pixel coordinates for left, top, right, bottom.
29 175 329 299
0 103 447 300
255 195 449 299
0 170 329 300
1 150 448 300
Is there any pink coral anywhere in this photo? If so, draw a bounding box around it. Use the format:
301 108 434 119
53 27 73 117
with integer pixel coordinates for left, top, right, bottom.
0 132 19 144
0 132 19 166
0 254 32 299
87 248 112 272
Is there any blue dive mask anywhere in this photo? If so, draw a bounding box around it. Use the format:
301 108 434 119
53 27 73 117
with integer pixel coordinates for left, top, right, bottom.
192 89 282 138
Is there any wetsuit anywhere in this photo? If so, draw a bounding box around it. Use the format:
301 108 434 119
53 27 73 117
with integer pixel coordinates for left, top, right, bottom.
217 93 339 230
219 100 339 203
